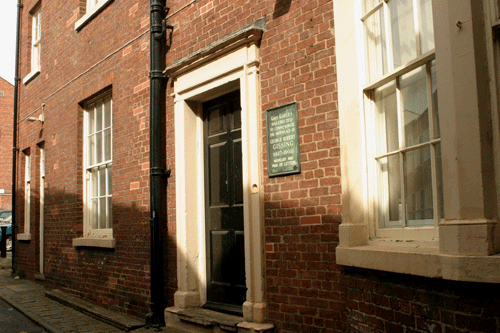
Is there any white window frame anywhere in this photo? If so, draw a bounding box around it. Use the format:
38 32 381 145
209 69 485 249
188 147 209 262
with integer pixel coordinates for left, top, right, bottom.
87 0 99 11
335 0 500 283
75 0 114 31
360 0 441 241
24 152 31 234
83 94 113 239
23 7 42 84
31 8 41 72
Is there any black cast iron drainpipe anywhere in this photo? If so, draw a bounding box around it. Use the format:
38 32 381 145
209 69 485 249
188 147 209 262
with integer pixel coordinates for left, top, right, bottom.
11 0 23 274
147 0 173 327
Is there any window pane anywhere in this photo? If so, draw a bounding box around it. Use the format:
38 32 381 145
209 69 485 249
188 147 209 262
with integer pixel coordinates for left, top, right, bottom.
375 81 398 155
418 0 435 54
378 154 402 228
33 11 41 41
96 103 103 131
88 0 98 10
365 8 388 82
33 45 40 69
99 197 106 229
400 65 429 147
91 169 98 197
107 197 112 228
430 60 439 138
389 0 416 68
88 108 95 134
37 13 42 40
104 129 111 161
96 132 103 163
99 166 106 196
363 0 381 14
107 166 112 195
88 134 95 165
91 198 98 229
405 146 434 227
32 15 37 40
104 98 111 128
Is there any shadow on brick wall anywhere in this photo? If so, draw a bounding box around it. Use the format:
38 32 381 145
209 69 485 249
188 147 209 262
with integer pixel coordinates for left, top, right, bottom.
273 0 292 19
12 188 177 320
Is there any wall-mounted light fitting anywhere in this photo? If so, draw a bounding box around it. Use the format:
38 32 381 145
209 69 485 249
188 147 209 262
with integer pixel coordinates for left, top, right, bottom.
27 103 45 123
27 114 44 123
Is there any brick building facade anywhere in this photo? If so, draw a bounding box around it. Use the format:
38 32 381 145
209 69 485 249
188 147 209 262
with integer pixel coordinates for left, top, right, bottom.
15 0 152 316
0 77 13 210
13 0 500 332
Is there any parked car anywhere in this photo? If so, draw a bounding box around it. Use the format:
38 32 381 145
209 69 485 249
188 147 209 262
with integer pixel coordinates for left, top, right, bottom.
0 210 11 222
0 214 12 251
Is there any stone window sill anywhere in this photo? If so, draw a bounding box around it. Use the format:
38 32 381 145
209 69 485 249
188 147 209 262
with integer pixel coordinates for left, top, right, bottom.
72 237 115 248
75 0 113 31
337 239 500 284
17 233 31 241
23 70 40 85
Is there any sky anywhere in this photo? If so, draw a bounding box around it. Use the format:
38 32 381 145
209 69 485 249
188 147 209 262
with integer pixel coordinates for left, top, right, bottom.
0 1 18 85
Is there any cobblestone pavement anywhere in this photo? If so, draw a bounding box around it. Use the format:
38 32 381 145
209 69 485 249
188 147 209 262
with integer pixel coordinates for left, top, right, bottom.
0 254 186 333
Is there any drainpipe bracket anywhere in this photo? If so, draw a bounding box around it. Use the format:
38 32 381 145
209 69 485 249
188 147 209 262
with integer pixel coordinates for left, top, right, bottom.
163 20 174 31
149 70 168 80
150 167 172 179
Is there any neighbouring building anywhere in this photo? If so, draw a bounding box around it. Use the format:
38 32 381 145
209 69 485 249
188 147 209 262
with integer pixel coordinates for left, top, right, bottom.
0 77 13 210
12 1 500 333
15 0 152 317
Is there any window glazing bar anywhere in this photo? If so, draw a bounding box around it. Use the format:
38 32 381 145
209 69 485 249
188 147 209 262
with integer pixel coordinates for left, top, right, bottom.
374 138 441 160
361 1 384 21
364 50 434 90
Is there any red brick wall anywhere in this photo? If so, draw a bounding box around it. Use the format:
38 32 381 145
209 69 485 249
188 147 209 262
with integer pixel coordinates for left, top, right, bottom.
0 78 13 210
15 1 500 332
16 0 153 317
345 268 500 333
165 0 340 331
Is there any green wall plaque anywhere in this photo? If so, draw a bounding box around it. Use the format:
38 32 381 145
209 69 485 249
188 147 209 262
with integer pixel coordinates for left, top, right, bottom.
266 102 301 177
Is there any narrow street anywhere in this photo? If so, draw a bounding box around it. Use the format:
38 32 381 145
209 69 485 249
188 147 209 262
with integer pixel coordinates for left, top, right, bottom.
0 297 46 333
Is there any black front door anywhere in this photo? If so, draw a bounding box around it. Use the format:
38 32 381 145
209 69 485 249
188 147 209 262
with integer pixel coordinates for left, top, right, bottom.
203 90 246 314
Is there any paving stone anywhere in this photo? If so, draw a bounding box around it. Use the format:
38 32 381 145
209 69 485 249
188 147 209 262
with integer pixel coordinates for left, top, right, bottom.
0 254 188 333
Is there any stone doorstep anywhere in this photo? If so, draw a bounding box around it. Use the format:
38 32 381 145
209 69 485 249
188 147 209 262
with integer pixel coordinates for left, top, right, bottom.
166 307 275 333
45 289 145 332
178 308 241 331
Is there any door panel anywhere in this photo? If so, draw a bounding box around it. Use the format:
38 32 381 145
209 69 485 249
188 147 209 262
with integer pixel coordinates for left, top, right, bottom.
209 142 228 206
204 90 246 314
